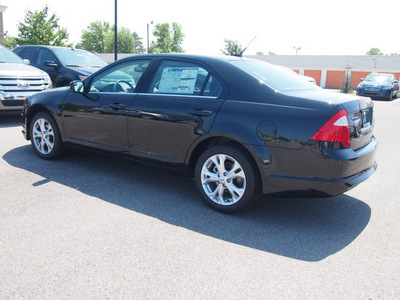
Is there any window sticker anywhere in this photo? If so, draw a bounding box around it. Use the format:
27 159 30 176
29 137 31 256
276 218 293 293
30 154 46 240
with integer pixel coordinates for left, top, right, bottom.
158 67 199 94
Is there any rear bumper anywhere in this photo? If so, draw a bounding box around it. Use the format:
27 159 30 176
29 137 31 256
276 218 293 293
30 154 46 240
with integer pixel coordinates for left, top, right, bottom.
263 163 377 196
261 136 378 196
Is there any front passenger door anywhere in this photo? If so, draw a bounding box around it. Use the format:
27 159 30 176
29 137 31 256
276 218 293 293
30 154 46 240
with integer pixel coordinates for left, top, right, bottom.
62 59 152 153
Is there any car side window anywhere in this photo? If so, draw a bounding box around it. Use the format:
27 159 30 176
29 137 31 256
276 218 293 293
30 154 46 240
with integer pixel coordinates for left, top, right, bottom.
149 60 223 97
36 49 57 66
89 60 151 94
20 48 37 64
203 75 223 97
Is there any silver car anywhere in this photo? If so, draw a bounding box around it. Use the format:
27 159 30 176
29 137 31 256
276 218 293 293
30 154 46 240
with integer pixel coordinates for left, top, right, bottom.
0 45 52 114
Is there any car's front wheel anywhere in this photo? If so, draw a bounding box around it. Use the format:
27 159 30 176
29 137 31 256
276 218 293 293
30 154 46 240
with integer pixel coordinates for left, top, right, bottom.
194 145 260 213
30 111 63 160
386 89 393 101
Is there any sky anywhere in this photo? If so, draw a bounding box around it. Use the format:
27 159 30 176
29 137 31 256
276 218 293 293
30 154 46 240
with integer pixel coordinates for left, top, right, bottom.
2 0 400 56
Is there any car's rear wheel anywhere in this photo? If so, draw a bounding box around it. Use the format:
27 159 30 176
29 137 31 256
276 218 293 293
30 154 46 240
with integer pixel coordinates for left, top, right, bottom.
194 145 260 213
30 111 63 160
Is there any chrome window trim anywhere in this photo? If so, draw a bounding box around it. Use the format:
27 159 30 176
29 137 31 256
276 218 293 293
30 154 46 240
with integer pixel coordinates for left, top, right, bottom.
137 93 218 100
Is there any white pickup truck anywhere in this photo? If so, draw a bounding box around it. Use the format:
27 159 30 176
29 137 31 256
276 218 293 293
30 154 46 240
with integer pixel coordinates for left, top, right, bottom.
0 45 52 115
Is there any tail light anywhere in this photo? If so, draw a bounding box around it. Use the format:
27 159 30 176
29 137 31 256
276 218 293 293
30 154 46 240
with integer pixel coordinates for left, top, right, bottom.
310 109 350 148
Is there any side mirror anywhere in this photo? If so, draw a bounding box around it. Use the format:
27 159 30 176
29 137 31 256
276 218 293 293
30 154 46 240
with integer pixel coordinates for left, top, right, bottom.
360 78 364 81
70 80 85 93
44 60 58 67
23 59 31 65
394 80 398 84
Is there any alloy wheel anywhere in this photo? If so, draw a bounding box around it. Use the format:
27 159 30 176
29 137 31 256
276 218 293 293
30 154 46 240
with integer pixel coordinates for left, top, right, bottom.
32 118 55 155
200 154 246 206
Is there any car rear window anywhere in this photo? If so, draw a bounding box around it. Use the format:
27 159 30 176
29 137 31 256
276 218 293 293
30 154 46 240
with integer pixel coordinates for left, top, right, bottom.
229 59 321 92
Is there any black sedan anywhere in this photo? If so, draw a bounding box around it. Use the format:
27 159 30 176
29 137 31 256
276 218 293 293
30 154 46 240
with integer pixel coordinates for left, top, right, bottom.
22 54 377 213
356 73 399 100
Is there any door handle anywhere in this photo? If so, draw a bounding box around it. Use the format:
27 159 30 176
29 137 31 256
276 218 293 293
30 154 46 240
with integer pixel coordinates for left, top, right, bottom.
188 109 212 117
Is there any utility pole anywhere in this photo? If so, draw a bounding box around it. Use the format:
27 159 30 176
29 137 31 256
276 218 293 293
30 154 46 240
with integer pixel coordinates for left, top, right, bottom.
114 0 117 61
147 21 153 53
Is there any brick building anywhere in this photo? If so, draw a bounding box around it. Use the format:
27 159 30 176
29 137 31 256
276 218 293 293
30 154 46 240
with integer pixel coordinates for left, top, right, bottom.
0 5 7 44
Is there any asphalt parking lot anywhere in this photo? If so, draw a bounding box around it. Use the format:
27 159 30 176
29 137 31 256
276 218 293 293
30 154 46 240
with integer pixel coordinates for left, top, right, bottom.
1 99 399 299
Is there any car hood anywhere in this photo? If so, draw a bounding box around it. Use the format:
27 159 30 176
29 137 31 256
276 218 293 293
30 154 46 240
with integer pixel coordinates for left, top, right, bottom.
0 62 49 77
67 66 103 76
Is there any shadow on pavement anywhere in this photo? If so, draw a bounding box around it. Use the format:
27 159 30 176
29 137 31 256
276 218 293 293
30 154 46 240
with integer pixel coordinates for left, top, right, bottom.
0 115 21 128
3 145 371 262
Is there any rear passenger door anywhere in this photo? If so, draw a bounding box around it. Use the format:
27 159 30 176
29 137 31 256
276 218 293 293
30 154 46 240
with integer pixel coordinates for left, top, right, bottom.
127 59 227 166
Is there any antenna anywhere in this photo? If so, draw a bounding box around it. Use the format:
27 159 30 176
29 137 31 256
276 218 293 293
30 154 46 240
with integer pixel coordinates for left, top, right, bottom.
238 36 257 57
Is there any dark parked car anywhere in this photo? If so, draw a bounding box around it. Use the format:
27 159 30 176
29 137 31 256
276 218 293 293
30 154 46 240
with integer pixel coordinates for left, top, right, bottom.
22 54 377 213
356 73 399 100
13 45 107 87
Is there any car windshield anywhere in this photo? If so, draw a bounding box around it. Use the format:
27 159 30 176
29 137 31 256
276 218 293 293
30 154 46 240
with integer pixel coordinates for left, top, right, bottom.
0 45 24 63
365 74 392 83
229 59 320 92
52 48 107 68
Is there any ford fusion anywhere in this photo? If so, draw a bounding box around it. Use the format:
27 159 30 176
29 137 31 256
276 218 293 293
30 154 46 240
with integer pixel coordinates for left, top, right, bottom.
22 54 377 213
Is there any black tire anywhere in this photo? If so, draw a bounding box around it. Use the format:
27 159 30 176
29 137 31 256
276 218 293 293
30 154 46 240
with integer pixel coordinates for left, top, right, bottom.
30 111 63 160
194 145 261 213
386 89 393 101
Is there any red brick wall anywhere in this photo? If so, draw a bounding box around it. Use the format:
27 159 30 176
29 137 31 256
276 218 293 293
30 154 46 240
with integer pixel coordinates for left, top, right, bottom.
326 71 346 89
351 71 370 90
304 70 321 86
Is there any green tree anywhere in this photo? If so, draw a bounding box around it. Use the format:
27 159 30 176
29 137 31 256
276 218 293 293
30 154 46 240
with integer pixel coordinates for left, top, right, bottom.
366 48 383 55
150 22 185 53
132 32 145 54
2 36 17 49
76 21 111 53
9 5 70 46
171 23 184 53
222 39 243 56
105 27 137 53
77 22 145 54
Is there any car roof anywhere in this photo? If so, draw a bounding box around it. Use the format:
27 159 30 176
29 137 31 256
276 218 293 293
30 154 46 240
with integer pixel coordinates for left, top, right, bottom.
112 53 255 66
14 45 88 51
